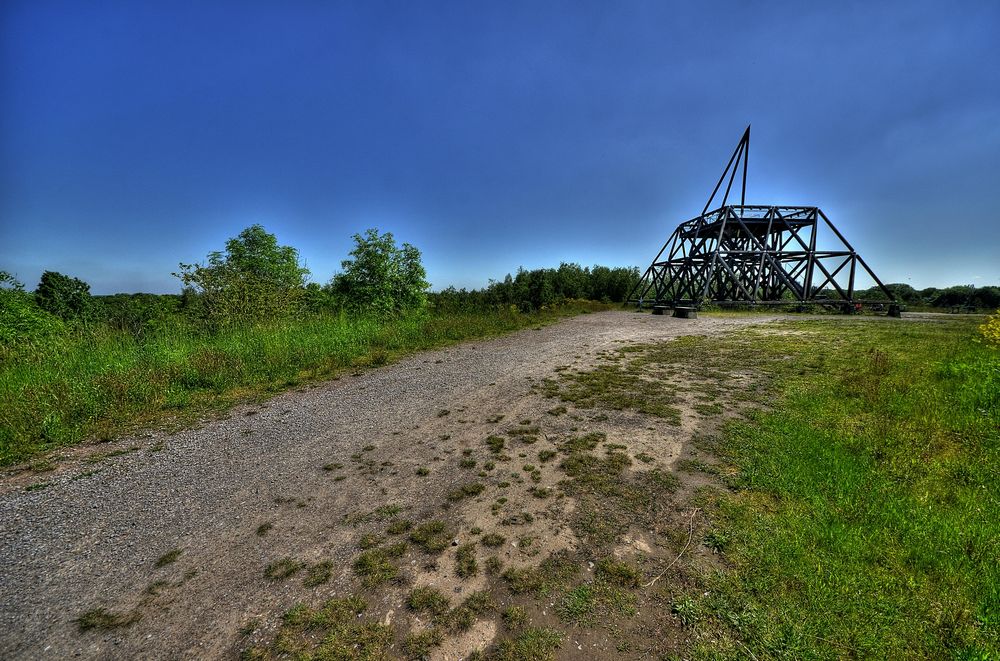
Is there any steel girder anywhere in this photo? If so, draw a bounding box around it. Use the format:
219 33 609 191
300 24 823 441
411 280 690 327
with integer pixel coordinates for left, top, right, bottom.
627 205 895 308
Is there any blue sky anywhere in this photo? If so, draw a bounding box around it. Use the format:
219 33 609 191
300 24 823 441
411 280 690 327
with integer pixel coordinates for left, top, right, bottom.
2 0 998 294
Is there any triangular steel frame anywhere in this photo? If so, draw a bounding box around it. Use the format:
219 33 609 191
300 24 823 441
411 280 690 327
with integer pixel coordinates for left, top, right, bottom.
627 127 895 309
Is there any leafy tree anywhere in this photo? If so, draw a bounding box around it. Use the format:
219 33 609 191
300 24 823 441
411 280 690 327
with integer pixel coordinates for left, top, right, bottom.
34 271 92 320
328 229 429 315
175 224 310 326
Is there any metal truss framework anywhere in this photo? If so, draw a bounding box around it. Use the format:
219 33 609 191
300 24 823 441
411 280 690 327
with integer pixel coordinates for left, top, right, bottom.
628 127 895 309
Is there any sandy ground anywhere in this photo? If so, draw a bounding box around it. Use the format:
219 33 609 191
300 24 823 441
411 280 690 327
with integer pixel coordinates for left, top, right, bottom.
0 310 784 659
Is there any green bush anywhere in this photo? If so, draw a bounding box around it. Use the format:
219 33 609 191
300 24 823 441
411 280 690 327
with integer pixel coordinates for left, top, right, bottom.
327 228 429 315
174 224 310 328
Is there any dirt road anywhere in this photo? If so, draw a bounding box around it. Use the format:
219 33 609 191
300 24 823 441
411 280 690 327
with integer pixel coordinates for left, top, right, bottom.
0 311 780 659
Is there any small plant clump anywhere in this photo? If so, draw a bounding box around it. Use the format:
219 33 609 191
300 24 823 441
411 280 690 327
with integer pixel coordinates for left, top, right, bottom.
407 586 451 616
265 557 304 581
154 548 182 568
481 532 506 547
455 543 478 578
304 561 333 587
386 518 412 535
76 607 140 632
447 482 485 501
486 435 505 454
410 520 455 553
404 627 444 658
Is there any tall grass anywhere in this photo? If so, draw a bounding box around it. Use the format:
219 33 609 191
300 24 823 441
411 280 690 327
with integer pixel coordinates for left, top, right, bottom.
0 302 606 465
686 318 999 658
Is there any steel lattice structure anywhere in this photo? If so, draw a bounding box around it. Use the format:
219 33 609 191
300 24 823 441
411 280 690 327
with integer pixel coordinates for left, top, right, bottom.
627 127 895 309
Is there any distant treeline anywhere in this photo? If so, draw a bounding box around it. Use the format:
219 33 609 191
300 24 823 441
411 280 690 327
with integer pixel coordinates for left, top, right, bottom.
428 264 641 313
854 283 1000 310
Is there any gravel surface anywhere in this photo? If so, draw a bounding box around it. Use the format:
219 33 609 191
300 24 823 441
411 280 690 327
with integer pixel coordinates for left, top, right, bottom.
0 310 780 659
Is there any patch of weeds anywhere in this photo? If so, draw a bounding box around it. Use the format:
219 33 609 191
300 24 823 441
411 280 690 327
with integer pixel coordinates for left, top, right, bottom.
522 464 535 472
529 486 552 499
704 529 730 553
145 579 170 596
461 590 494 615
487 414 505 423
155 548 182 568
634 452 654 464
481 533 506 547
494 627 562 661
437 409 450 417
359 533 382 549
470 526 482 534
560 432 605 454
304 561 333 587
508 426 540 442
352 549 400 587
556 583 597 625
447 482 485 501
386 519 412 535
403 627 444 658
407 586 451 616
25 482 50 492
410 520 455 553
76 607 139 632
483 460 496 471
455 543 478 578
605 443 627 451
671 596 700 627
239 619 258 636
502 566 544 594
595 558 641 587
373 504 405 519
459 457 476 469
546 405 568 416
250 595 391 659
538 449 556 462
694 402 724 416
416 467 430 476
265 557 304 580
30 460 55 472
334 475 346 482
501 511 534 526
485 556 503 576
362 444 375 451
486 435 505 454
502 605 527 631
323 462 344 471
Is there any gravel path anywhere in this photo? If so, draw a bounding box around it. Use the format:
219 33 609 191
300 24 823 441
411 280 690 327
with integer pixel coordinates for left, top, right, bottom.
0 310 779 659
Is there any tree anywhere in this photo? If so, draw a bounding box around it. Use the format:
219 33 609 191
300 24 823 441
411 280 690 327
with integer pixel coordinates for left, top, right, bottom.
34 271 92 320
328 229 429 315
175 224 310 326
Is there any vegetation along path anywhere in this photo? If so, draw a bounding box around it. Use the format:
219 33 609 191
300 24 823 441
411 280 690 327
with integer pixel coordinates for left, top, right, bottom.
2 310 996 659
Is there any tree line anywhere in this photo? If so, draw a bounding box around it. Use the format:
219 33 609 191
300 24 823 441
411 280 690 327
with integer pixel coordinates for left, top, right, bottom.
1 225 640 346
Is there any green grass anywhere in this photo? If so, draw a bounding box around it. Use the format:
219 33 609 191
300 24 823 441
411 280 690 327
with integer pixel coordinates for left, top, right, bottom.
655 318 1000 658
245 595 392 659
494 627 563 660
0 303 608 465
455 543 478 578
409 520 455 553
